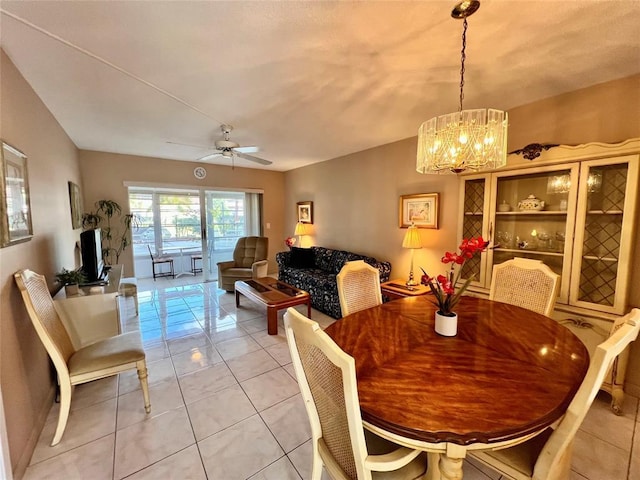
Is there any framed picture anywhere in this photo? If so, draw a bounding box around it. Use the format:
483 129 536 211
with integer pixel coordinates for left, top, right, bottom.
297 201 313 224
68 181 84 229
399 193 439 229
1 141 33 246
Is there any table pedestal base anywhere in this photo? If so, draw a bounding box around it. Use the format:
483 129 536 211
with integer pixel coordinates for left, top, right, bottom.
439 454 464 480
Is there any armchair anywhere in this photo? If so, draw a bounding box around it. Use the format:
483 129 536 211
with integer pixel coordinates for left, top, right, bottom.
217 236 269 291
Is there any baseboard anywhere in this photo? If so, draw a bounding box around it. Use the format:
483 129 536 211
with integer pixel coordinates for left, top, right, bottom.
11 385 55 480
625 382 640 399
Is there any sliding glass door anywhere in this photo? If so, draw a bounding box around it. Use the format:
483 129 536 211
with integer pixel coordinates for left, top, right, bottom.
129 187 262 281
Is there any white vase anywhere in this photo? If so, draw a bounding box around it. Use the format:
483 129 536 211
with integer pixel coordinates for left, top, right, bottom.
435 311 458 336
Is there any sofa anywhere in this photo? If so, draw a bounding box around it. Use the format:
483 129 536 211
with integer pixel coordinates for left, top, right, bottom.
276 246 391 319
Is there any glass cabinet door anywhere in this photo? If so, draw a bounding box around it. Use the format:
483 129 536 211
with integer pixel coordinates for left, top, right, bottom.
458 175 491 287
570 155 639 314
490 164 579 304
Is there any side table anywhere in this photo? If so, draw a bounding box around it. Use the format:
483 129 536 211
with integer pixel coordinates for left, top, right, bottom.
380 279 430 301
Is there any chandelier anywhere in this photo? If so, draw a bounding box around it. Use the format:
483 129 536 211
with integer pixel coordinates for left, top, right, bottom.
416 1 508 175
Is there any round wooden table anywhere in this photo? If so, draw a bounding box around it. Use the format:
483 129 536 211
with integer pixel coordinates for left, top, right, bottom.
325 295 590 480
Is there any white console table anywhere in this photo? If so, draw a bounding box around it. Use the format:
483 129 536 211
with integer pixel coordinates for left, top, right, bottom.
52 265 136 349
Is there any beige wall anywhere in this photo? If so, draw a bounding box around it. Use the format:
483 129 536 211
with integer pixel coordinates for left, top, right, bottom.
78 151 286 276
0 50 82 477
2 45 639 478
284 137 460 280
284 74 640 397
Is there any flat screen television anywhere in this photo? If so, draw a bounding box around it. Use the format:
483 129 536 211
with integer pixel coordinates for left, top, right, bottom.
80 228 105 283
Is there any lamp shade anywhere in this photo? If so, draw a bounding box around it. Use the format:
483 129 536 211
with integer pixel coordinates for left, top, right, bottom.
402 224 422 249
294 222 310 236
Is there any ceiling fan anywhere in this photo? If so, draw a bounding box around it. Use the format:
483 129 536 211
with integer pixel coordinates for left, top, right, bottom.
168 124 272 166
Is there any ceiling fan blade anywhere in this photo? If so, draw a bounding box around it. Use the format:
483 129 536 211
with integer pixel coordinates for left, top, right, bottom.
234 146 259 154
198 152 223 162
235 152 272 165
167 140 214 149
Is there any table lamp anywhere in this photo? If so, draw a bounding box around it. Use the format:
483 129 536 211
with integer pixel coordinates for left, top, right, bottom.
294 222 311 247
402 223 422 286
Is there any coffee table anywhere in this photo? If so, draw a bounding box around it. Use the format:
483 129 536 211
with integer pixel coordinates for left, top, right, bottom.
235 278 311 335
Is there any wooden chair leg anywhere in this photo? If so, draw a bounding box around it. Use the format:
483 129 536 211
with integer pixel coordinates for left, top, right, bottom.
52 380 72 446
137 360 151 414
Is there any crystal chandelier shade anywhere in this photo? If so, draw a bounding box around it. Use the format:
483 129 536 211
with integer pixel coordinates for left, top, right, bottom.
417 108 508 174
416 1 508 175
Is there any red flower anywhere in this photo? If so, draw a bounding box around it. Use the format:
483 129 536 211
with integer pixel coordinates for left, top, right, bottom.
285 237 296 248
420 237 489 315
442 251 465 265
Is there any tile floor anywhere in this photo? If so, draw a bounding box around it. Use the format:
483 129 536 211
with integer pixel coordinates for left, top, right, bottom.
23 276 640 480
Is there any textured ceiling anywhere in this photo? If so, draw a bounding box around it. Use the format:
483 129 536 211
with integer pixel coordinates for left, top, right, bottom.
1 1 639 171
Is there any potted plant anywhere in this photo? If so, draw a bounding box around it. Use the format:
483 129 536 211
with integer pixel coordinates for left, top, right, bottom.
55 268 87 296
420 236 489 336
82 199 138 265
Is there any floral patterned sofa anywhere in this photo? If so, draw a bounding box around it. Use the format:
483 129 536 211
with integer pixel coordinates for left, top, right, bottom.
276 246 392 319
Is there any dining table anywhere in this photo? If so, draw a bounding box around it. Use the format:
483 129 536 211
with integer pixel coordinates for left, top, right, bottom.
324 295 590 480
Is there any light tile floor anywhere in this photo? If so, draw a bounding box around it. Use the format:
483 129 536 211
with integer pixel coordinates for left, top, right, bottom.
23 276 640 480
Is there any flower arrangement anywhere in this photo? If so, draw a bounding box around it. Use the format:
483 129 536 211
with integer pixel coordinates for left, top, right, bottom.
285 236 297 249
420 236 489 316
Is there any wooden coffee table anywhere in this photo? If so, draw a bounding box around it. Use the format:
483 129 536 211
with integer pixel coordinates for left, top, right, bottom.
235 278 311 335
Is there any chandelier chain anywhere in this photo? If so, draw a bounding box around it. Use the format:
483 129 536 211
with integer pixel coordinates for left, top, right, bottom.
459 17 468 113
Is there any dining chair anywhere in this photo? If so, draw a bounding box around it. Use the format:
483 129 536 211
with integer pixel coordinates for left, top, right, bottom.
489 258 560 316
283 307 430 480
469 308 640 480
190 252 203 274
337 260 383 317
14 269 151 446
147 244 175 280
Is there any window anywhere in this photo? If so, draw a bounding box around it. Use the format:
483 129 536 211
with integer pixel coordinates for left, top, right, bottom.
206 192 246 251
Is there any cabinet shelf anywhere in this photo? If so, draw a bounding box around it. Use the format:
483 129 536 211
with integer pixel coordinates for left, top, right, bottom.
582 255 618 263
464 212 484 216
494 247 564 257
586 210 623 215
495 211 568 216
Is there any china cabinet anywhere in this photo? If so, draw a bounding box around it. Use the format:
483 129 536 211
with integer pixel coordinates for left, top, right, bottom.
457 139 639 413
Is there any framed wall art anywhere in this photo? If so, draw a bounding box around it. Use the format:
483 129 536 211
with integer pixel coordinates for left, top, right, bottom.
399 193 439 229
68 181 84 229
1 141 33 247
297 201 313 224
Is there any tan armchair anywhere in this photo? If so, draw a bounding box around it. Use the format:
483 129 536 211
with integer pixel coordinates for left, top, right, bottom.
217 236 269 291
